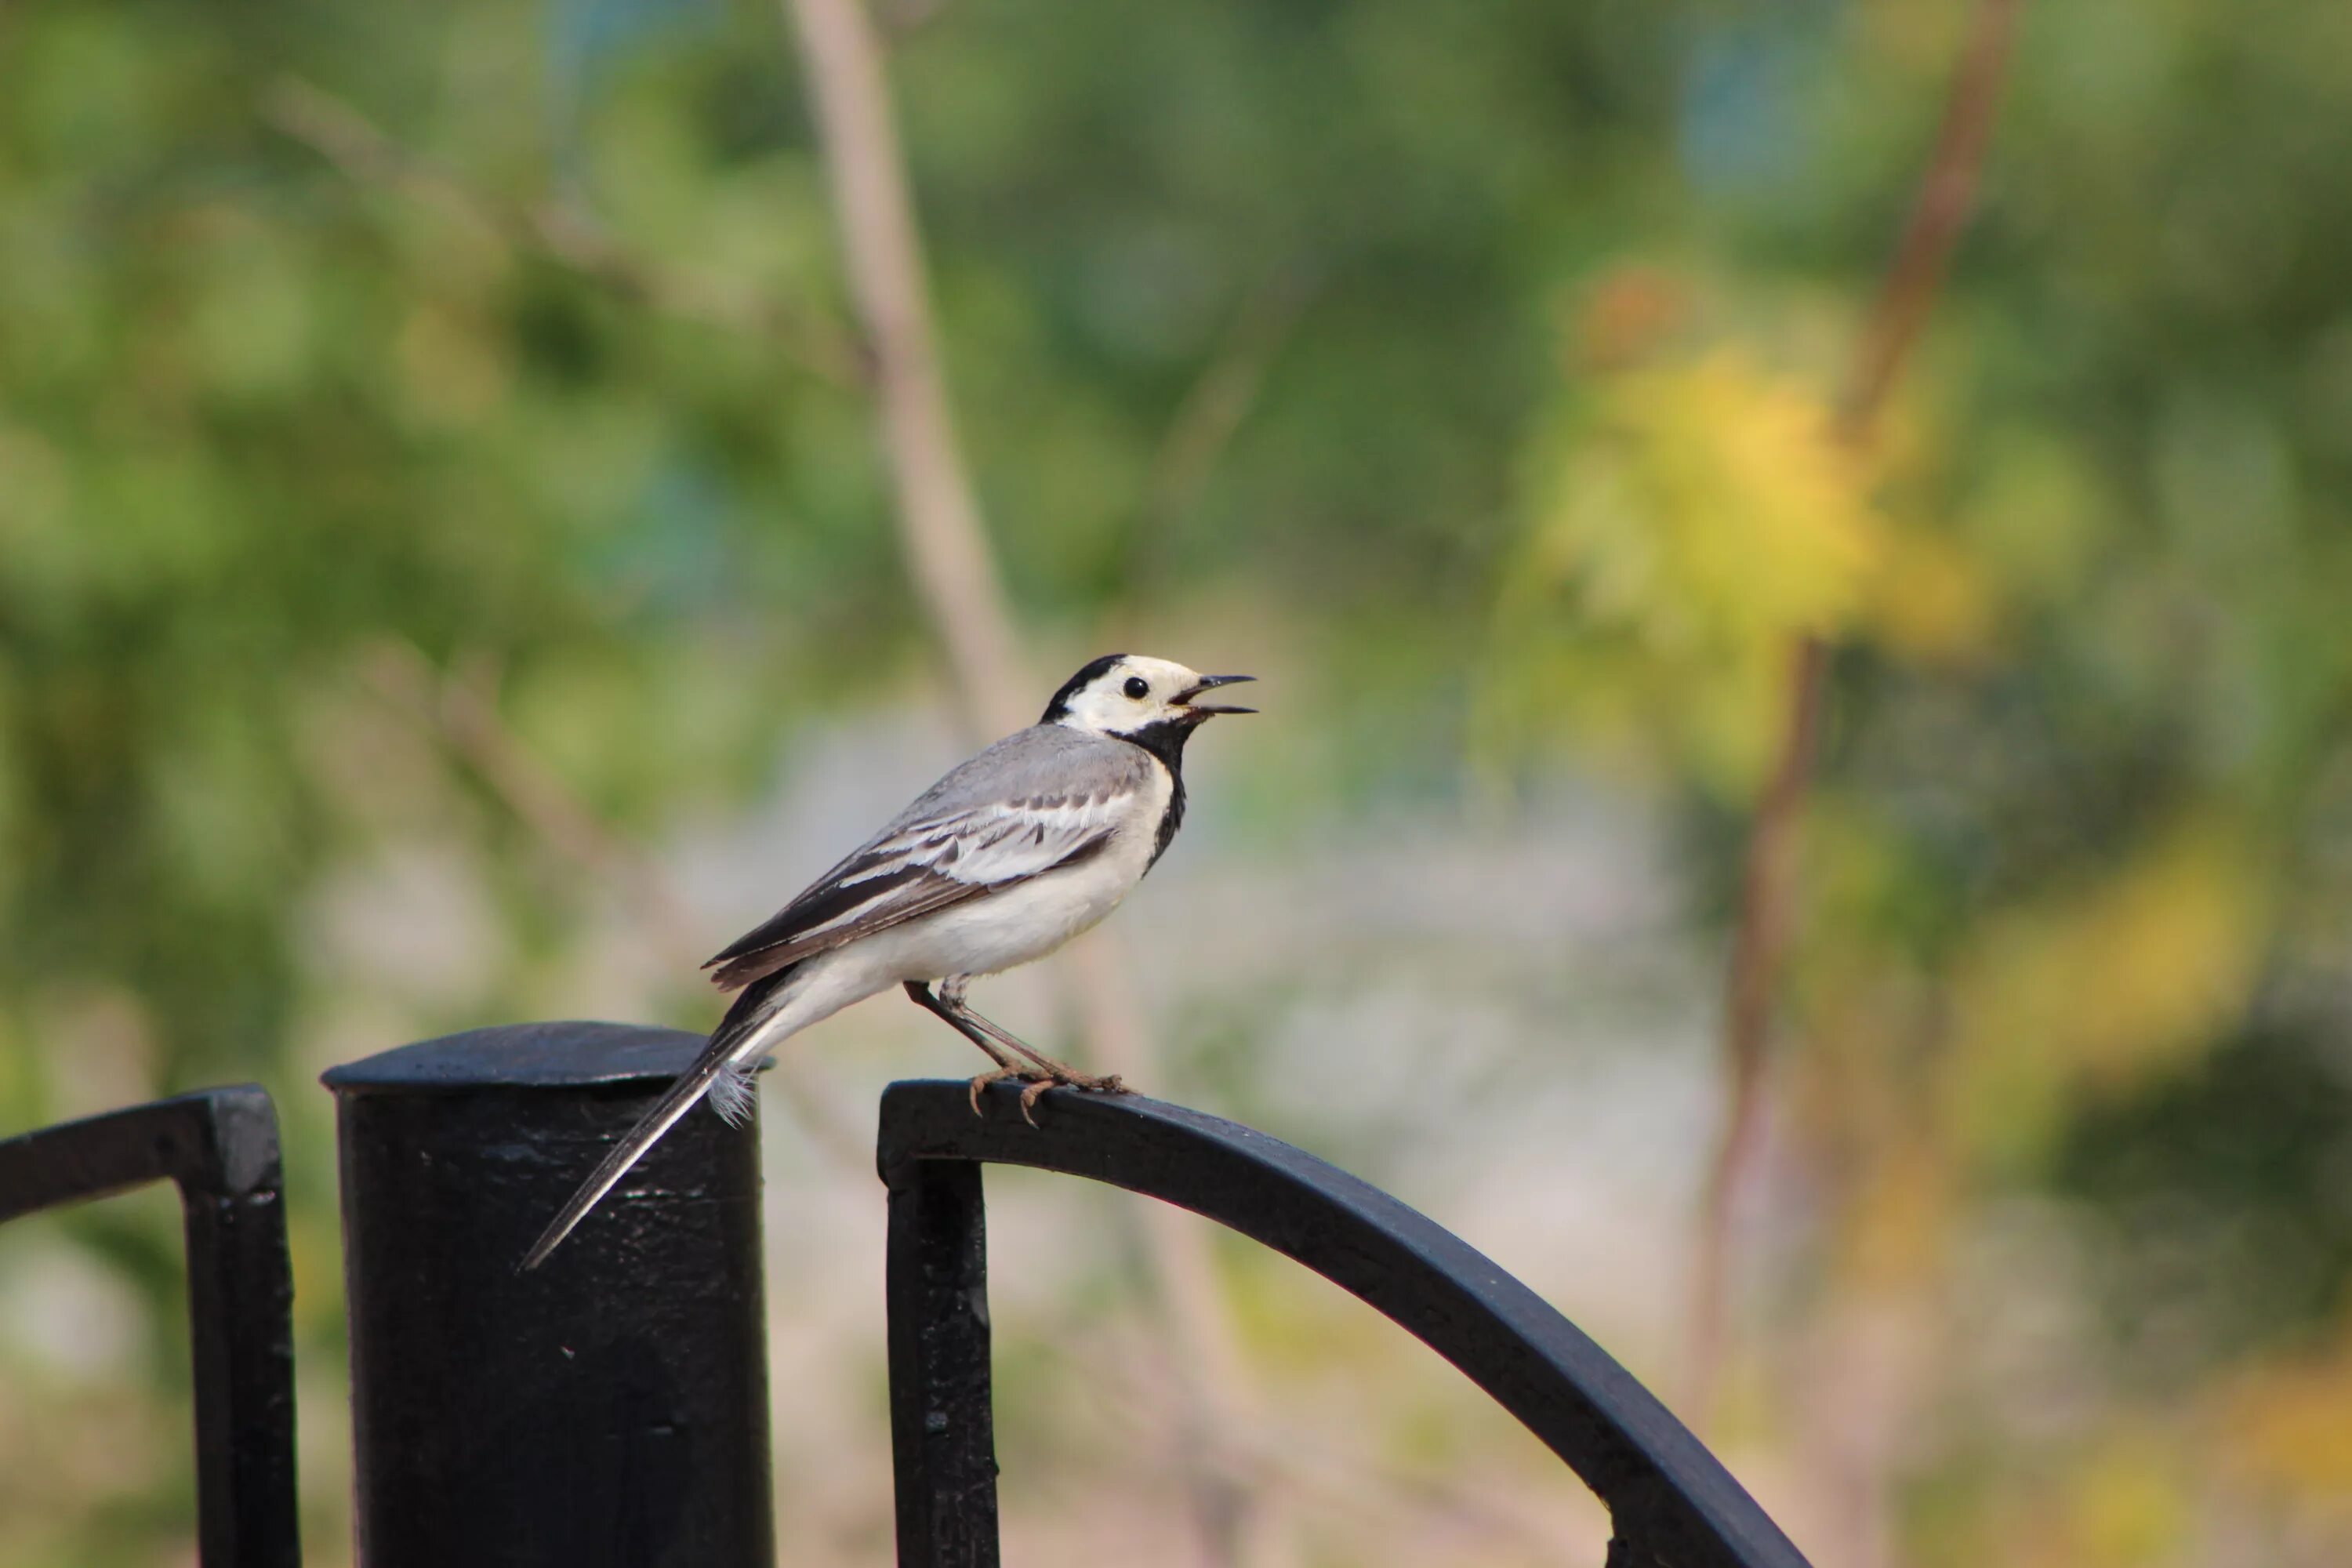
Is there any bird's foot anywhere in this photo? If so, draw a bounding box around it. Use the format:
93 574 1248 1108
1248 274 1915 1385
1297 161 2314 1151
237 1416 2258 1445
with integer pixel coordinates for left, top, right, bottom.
967 1065 1027 1116
966 1064 1128 1125
1017 1067 1124 1120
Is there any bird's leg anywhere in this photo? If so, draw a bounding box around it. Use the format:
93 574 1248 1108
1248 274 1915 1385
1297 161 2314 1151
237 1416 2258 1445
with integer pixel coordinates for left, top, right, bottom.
919 978 1127 1121
905 978 1016 1063
902 982 1033 1113
938 976 1123 1085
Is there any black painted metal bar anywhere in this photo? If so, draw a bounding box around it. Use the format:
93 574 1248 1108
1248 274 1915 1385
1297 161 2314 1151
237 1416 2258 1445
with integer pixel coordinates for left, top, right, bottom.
886 1156 999 1568
0 1087 299 1568
324 1022 774 1568
880 1080 1813 1568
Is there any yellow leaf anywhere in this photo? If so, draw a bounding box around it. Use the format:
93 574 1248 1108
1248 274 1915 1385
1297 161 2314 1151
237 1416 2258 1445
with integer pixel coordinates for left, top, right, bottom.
1863 524 1998 664
1840 1142 1954 1290
1944 821 2267 1168
1534 350 1886 653
2222 1327 2352 1512
1489 350 1894 797
2045 1434 2193 1568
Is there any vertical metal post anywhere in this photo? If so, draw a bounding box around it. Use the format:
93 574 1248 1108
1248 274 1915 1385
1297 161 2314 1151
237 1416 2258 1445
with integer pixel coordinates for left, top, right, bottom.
0 1087 299 1568
884 1156 999 1568
177 1091 301 1568
324 1022 774 1568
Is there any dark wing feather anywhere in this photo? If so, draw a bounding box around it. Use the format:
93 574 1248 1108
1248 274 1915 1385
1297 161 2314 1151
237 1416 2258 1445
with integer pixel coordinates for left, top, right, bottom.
704 864 993 989
706 854 930 971
703 793 1130 991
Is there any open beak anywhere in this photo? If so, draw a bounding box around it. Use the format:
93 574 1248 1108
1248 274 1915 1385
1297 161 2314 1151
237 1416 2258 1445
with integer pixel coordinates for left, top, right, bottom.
1177 673 1257 717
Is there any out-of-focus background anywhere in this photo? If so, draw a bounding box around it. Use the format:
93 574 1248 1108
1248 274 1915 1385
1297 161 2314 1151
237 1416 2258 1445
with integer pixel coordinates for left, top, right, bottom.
5 0 2352 1563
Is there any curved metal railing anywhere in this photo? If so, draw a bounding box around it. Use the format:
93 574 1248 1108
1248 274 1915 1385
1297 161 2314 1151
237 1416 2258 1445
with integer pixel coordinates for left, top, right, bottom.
880 1079 1811 1568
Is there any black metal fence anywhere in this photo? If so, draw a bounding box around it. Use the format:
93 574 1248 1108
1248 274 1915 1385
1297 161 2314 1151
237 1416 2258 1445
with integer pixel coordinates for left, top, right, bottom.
0 1019 1813 1568
0 1087 299 1568
883 1080 1809 1568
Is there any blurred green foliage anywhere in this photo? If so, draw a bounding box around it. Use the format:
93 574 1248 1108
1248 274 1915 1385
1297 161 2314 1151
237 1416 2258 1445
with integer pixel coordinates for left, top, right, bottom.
3 0 2351 1563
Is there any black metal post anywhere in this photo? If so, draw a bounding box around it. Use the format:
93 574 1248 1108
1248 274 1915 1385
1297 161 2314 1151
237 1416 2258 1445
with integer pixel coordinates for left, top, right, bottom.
324 1022 774 1568
884 1156 998 1568
0 1087 299 1568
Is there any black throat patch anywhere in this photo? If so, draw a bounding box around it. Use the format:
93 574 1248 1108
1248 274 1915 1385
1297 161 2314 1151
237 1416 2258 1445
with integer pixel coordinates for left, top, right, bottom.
1116 717 1196 871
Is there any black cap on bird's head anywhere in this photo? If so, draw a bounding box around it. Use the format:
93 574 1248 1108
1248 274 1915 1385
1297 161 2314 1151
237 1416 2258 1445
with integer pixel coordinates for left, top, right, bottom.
1041 655 1254 727
1040 653 1131 724
1041 656 1255 766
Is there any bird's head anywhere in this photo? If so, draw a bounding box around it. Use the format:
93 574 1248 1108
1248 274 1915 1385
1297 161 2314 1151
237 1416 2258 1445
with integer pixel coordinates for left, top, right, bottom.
1040 654 1256 744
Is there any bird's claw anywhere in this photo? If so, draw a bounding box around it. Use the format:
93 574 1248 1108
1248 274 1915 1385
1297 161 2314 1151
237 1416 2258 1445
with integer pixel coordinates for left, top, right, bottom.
1017 1070 1126 1120
967 1066 1022 1116
967 1067 1129 1125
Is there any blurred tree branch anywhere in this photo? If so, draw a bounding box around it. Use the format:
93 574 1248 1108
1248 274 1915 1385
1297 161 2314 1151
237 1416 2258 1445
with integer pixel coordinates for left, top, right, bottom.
1111 267 1313 615
768 0 1026 732
1686 0 2024 1428
263 79 867 388
774 2 1289 1563
358 641 870 1174
1145 269 1311 532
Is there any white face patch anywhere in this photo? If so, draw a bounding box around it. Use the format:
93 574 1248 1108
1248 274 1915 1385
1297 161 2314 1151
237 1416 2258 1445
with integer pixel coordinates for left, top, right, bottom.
1052 655 1207 736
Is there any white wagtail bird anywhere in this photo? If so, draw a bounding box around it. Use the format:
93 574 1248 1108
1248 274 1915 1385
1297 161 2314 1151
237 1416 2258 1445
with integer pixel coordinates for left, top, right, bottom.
521 654 1254 1269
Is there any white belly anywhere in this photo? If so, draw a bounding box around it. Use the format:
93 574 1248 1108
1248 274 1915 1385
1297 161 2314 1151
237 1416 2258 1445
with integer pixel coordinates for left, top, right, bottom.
717 758 1171 1064
862 823 1152 982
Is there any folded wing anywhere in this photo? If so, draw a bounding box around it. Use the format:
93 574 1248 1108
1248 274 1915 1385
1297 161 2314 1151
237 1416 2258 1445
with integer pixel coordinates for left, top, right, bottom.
703 789 1130 989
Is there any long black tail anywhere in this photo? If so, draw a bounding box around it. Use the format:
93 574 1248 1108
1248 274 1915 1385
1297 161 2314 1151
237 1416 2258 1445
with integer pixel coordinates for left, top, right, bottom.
519 969 797 1270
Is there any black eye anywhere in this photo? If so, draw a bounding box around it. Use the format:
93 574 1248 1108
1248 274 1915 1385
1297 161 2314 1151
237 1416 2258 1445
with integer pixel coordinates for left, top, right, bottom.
1123 676 1150 700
